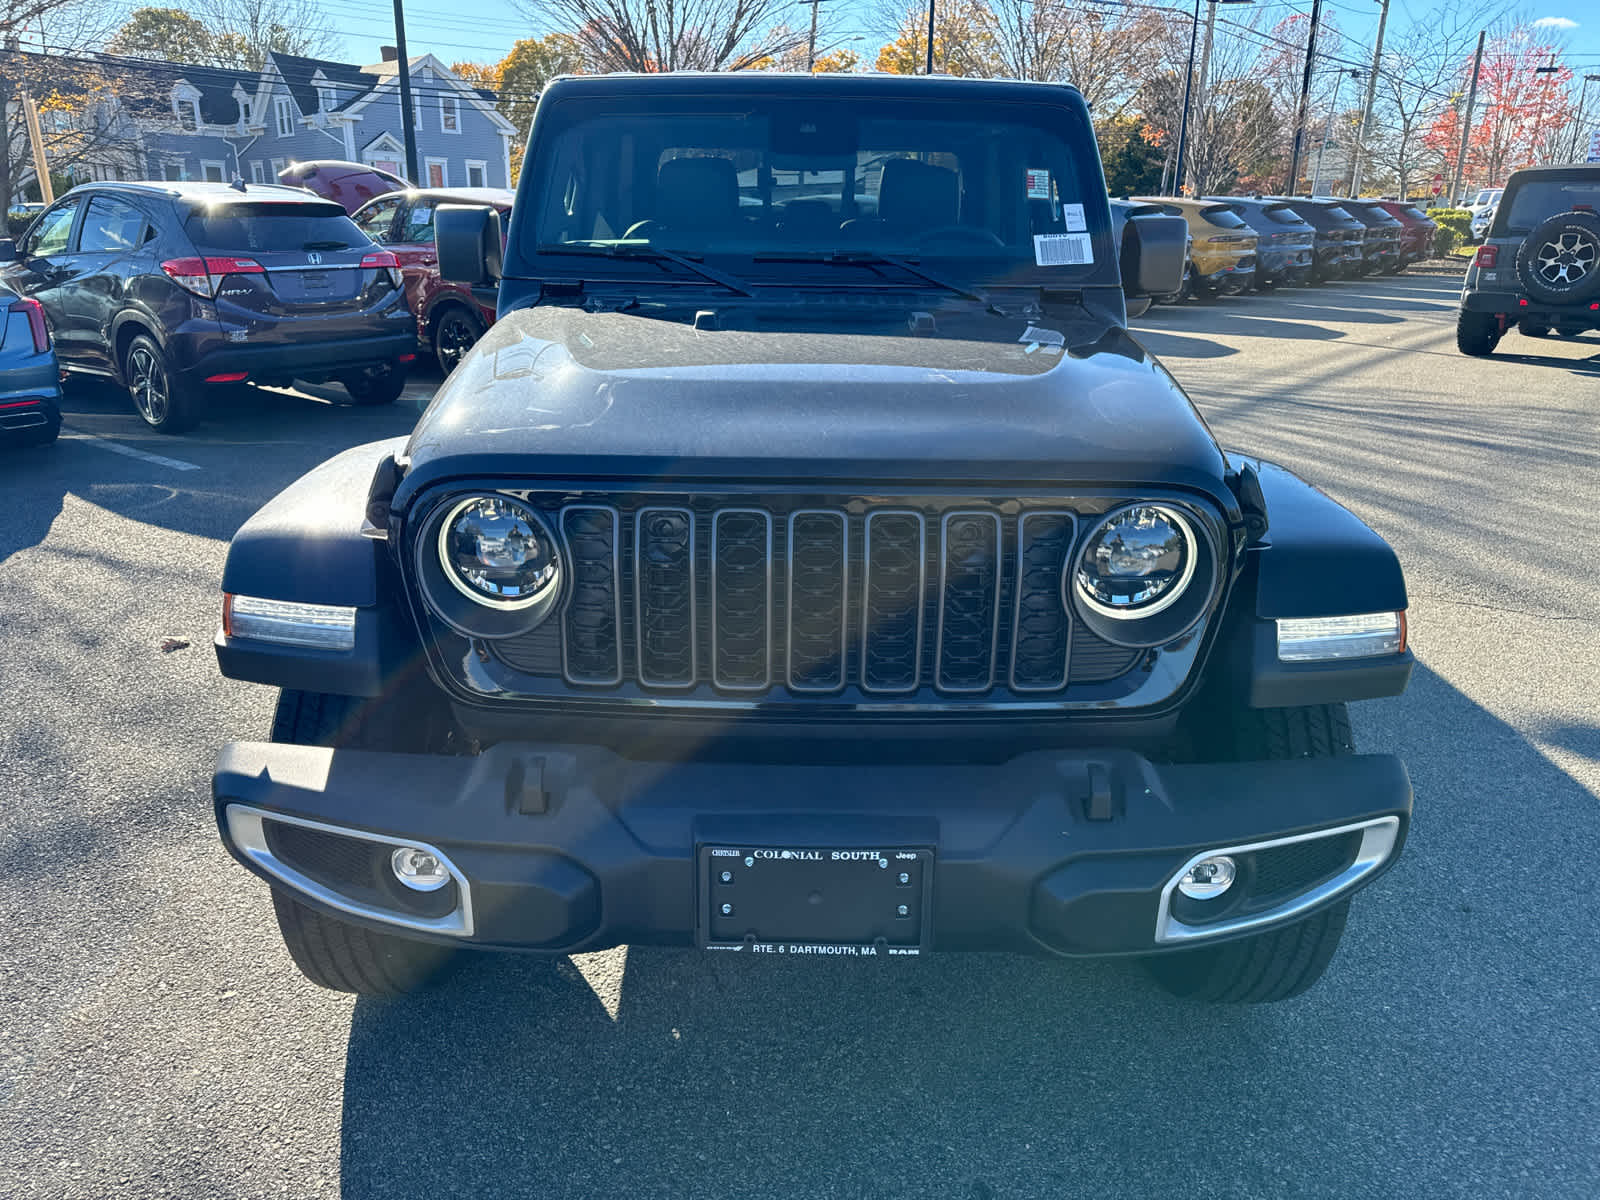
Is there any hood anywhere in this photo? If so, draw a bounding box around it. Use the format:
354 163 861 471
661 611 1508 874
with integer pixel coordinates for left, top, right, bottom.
397 301 1229 501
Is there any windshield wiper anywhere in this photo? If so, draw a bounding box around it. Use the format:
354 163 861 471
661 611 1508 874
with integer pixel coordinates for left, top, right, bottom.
750 250 1002 313
535 242 756 297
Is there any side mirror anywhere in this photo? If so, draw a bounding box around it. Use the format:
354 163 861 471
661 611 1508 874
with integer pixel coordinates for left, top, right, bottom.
436 204 502 286
0 239 19 264
1124 214 1188 298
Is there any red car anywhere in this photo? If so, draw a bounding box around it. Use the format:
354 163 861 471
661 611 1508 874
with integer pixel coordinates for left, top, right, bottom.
276 161 409 216
351 187 514 373
1374 201 1438 266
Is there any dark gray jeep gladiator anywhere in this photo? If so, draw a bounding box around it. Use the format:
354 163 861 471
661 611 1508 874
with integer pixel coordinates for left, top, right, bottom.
212 73 1414 1003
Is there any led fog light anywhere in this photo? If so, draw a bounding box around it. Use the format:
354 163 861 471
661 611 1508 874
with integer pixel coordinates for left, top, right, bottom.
1177 855 1236 901
391 846 451 892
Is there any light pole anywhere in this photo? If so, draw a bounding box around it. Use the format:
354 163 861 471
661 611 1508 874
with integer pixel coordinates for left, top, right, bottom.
392 0 419 184
926 0 936 74
1531 59 1558 167
1568 74 1600 162
1286 0 1325 195
1311 68 1362 197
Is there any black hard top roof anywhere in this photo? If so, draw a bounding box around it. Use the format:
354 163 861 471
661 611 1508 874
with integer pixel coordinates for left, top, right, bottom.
541 71 1086 106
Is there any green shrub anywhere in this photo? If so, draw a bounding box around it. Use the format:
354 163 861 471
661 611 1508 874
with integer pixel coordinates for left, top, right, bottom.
1427 208 1472 256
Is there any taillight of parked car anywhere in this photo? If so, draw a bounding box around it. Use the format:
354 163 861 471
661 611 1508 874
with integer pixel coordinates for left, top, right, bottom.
361 249 404 288
10 296 49 353
161 256 265 298
1474 246 1498 269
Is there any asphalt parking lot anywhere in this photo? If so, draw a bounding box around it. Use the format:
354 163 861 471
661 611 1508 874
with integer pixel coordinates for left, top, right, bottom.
3 271 1598 1199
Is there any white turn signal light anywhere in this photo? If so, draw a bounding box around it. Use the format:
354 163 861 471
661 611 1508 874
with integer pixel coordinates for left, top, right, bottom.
391 846 451 892
1177 855 1237 900
1276 612 1405 662
223 595 357 652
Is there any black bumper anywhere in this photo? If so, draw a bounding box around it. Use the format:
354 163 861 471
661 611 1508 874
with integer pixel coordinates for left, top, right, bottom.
1461 290 1600 325
214 740 1411 958
175 330 416 386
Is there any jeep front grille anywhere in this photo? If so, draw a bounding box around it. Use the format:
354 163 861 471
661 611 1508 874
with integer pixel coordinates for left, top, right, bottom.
474 494 1162 705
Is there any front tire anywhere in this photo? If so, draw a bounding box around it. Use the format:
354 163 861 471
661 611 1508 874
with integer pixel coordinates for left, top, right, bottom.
124 333 201 433
1146 704 1357 1003
1456 308 1501 356
266 688 461 994
432 305 483 374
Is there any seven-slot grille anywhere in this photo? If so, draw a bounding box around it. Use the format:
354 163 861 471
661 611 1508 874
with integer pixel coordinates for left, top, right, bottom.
486 495 1150 701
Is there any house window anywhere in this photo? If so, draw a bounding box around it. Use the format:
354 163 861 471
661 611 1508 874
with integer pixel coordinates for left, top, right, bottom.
275 96 293 137
177 99 198 132
465 160 487 188
270 157 286 180
165 162 184 181
201 160 226 182
424 157 447 188
441 95 459 133
318 86 336 113
250 161 265 184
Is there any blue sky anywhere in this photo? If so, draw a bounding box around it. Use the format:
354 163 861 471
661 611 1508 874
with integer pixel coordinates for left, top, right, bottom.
315 1 1600 77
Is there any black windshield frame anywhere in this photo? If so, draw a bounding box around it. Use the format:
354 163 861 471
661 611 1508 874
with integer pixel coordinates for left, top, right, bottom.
508 90 1120 292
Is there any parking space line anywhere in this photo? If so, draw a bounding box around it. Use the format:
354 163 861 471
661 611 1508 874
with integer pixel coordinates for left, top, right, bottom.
61 426 202 472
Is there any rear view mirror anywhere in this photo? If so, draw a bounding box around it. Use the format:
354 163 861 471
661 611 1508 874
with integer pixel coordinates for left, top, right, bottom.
436 205 503 286
0 239 18 264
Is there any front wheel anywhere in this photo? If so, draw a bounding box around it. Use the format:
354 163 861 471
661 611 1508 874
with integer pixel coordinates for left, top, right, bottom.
272 890 457 995
1146 704 1358 1003
339 362 407 406
432 306 483 374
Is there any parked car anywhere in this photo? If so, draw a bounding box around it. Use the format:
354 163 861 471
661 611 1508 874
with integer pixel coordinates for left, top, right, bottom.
1132 197 1259 295
212 73 1415 1006
1374 201 1437 265
1107 199 1188 317
0 282 61 448
1266 197 1365 281
1205 197 1315 287
352 187 514 373
1470 204 1496 242
1337 200 1406 275
1465 187 1503 223
1457 163 1600 355
277 160 410 215
0 181 416 433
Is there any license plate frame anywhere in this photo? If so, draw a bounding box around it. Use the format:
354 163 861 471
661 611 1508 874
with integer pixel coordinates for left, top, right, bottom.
696 845 933 958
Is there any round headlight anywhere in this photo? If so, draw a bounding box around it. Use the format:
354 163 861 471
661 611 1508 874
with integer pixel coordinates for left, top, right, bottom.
1073 504 1197 620
437 495 562 610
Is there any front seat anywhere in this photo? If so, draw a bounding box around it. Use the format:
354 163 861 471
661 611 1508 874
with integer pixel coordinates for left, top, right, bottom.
842 158 960 243
628 157 742 240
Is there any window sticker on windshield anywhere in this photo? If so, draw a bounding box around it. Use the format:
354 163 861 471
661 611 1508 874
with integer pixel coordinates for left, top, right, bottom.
1034 233 1093 267
1062 203 1087 233
1026 168 1051 200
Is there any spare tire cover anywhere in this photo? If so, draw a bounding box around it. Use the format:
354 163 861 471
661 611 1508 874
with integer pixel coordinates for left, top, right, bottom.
1515 210 1600 305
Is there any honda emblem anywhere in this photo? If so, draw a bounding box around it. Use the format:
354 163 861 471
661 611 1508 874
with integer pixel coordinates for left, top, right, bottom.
307 251 323 265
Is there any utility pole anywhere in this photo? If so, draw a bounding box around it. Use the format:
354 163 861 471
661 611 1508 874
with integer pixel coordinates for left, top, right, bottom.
925 0 936 74
1348 0 1389 196
1193 0 1220 175
800 0 822 70
20 88 51 203
392 0 420 184
1174 0 1202 195
1530 55 1558 168
1449 31 1485 207
1569 75 1600 162
1286 0 1324 195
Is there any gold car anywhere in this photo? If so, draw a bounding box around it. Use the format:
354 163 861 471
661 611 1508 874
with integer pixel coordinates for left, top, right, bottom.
1131 197 1260 295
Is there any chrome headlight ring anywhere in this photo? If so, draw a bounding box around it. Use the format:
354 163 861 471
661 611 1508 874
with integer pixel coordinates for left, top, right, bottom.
416 492 565 639
1066 501 1219 649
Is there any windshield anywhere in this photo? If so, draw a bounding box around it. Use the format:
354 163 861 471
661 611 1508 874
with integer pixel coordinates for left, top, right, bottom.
1503 179 1600 233
527 95 1110 284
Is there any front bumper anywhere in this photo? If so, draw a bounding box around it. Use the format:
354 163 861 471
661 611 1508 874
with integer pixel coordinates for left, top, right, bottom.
214 740 1411 958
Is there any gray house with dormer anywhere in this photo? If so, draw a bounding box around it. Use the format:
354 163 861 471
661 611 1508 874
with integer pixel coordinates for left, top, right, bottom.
51 47 516 194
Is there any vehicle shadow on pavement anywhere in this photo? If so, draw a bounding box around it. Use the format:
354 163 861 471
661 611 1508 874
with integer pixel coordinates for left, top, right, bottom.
335 661 1599 1199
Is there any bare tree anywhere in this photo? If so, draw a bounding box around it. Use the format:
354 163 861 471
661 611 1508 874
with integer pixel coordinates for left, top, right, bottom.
517 0 805 72
979 0 1165 116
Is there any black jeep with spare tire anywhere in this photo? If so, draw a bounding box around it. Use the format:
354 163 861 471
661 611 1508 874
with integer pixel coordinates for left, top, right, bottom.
211 73 1415 1004
1456 163 1600 355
